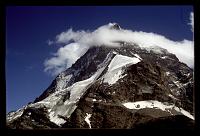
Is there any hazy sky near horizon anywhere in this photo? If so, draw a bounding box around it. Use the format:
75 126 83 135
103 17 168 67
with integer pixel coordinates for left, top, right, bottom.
6 6 193 113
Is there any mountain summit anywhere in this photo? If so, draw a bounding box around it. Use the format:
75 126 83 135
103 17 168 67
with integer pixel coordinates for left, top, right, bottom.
7 28 194 129
108 23 122 30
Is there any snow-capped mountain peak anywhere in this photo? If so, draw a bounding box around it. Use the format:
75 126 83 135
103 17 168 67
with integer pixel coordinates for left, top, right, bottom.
7 39 194 129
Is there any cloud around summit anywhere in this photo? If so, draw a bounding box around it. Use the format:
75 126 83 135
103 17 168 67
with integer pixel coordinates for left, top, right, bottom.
44 22 194 76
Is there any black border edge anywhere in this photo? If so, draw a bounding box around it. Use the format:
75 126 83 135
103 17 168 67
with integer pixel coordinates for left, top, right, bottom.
1 0 199 136
0 0 197 6
194 0 200 131
0 1 6 132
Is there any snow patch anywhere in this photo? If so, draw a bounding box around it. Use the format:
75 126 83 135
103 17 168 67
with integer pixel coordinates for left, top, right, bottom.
84 113 92 128
103 54 140 85
161 56 168 59
112 51 118 54
168 94 179 100
92 99 97 102
173 80 182 88
104 69 124 85
56 74 72 91
166 72 170 76
7 106 27 122
185 73 190 77
107 54 140 72
49 111 67 125
134 54 142 60
123 100 194 120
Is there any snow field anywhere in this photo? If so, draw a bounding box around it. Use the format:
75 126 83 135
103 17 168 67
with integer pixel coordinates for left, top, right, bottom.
123 100 194 120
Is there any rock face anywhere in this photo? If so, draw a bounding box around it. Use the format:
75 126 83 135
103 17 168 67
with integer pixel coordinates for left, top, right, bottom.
7 107 59 129
6 40 194 129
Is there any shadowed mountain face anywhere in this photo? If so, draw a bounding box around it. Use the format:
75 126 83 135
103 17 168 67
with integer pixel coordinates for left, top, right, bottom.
133 115 194 129
7 24 194 129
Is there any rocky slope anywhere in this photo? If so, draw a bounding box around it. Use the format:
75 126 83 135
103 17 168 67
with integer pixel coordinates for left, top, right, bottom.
7 24 194 129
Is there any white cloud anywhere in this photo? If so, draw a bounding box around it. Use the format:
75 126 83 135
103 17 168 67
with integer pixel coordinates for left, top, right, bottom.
44 43 89 76
188 12 194 32
47 39 54 45
45 22 194 76
56 28 87 44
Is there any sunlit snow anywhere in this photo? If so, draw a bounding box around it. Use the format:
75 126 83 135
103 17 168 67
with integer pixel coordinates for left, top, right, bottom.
168 94 179 100
6 105 27 122
123 100 194 120
134 54 142 60
161 56 168 59
56 74 72 91
166 72 170 76
92 99 97 102
103 54 140 85
84 113 92 128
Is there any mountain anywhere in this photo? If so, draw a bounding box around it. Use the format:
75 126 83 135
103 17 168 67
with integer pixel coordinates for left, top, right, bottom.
6 24 194 129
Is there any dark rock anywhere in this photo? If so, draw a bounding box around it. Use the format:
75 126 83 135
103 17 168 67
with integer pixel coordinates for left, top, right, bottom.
7 107 59 129
133 115 194 129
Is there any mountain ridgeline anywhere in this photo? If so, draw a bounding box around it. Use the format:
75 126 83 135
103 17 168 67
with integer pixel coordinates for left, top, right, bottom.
7 24 194 129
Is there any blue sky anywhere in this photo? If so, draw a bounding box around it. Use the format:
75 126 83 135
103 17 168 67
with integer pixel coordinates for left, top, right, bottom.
6 6 193 113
